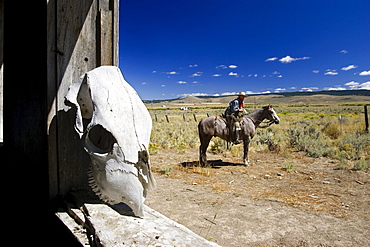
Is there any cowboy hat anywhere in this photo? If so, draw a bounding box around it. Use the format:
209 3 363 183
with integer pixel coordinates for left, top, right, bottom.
236 92 246 96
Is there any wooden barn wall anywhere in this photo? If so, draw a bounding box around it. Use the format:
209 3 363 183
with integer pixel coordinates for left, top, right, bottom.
47 0 119 198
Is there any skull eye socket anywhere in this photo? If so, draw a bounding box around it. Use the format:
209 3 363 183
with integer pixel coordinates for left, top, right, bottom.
85 125 117 154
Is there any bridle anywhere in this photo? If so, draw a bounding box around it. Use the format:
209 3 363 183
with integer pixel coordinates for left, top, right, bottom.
244 108 277 128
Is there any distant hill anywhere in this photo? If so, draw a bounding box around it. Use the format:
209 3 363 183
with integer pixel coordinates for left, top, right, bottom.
143 90 370 108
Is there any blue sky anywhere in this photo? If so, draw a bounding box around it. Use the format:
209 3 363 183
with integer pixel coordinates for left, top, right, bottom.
119 0 370 100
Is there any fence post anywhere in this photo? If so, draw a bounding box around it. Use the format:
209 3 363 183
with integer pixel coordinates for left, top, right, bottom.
154 114 158 122
365 104 369 133
183 114 186 122
193 114 197 122
165 115 169 123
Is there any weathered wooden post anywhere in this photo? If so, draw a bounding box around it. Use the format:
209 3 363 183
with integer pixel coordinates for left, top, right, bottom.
183 113 186 122
193 114 197 122
154 114 158 122
47 0 119 197
165 114 169 123
365 104 369 133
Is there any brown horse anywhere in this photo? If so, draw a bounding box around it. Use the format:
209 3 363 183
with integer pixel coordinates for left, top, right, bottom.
198 105 280 166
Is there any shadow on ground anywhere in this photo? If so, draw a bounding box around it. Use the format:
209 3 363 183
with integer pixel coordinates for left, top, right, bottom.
181 159 246 169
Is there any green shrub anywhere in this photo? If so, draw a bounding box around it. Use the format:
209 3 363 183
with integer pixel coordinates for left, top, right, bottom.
287 126 335 158
283 162 294 173
339 132 370 160
353 159 370 172
323 122 341 139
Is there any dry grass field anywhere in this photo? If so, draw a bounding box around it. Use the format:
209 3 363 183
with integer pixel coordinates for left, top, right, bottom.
144 93 370 246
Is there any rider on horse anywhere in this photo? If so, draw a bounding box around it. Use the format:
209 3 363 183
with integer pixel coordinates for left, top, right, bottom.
224 92 247 144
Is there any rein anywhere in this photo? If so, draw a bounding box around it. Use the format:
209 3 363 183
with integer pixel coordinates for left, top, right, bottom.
243 110 274 128
257 120 275 128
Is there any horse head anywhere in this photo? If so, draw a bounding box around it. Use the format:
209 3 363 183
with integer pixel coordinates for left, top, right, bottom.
263 105 280 124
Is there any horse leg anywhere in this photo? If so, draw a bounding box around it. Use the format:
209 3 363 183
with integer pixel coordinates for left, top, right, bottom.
243 138 251 166
199 135 212 166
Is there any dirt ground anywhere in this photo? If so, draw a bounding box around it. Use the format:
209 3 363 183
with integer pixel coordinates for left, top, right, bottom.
145 148 370 246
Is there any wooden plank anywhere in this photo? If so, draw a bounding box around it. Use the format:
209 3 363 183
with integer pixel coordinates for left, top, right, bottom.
82 204 221 246
47 0 119 198
47 0 97 196
47 0 59 198
56 212 90 246
99 9 113 66
56 0 97 195
112 0 119 66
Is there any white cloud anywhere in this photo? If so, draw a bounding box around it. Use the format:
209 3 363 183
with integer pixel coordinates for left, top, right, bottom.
345 81 370 90
245 90 271 94
216 65 227 69
142 82 148 85
189 64 198 67
177 92 211 97
359 70 370 76
274 88 286 93
262 91 271 94
301 87 319 92
359 81 370 89
229 65 238 69
152 71 157 73
212 74 222 77
279 55 295 63
341 65 358 71
340 50 348 54
265 57 278 62
166 71 179 75
324 71 338 75
272 71 280 74
277 75 283 78
177 81 187 84
279 55 310 63
325 86 346 91
345 81 360 89
221 92 237 96
220 90 272 95
228 72 238 76
293 56 310 62
190 72 203 77
312 70 320 73
161 84 166 87
192 81 198 84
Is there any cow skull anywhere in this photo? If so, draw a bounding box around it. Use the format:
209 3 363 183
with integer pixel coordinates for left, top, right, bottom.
65 66 155 217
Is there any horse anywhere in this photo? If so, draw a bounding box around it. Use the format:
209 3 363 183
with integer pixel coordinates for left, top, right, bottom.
198 105 280 166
